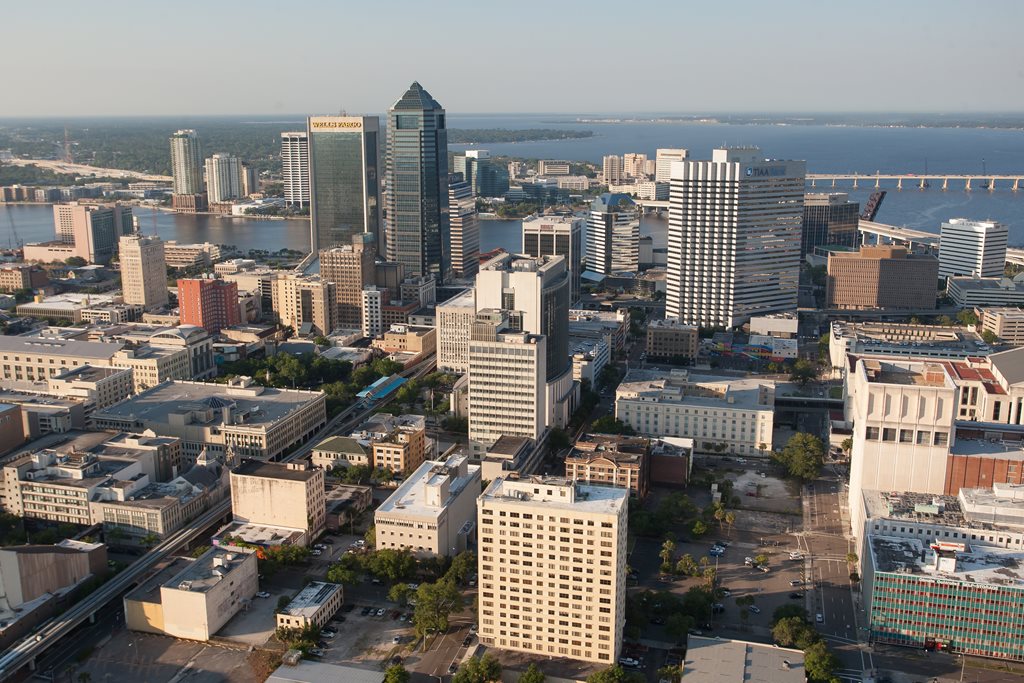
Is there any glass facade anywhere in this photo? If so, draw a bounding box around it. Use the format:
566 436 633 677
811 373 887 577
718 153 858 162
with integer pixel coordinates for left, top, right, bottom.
386 83 449 282
308 117 381 252
802 194 859 257
870 572 1024 660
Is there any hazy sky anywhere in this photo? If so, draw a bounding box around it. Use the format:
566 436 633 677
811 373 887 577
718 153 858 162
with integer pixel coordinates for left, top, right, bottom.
3 0 1023 116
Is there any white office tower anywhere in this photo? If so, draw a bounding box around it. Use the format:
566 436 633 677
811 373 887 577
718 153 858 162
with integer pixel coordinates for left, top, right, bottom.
938 218 1008 279
280 131 310 208
847 358 955 536
622 153 648 179
448 176 480 279
204 154 244 203
169 129 203 195
119 233 168 310
477 476 627 664
437 288 476 374
468 310 547 452
602 155 623 184
655 148 688 183
587 193 640 275
666 148 805 328
522 215 584 303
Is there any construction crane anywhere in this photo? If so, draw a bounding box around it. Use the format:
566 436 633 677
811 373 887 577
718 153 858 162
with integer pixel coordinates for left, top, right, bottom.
6 209 22 250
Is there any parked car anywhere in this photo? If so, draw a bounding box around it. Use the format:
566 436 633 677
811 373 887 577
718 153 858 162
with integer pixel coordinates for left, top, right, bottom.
255 591 270 599
748 605 761 614
618 657 640 668
449 663 459 674
361 606 372 616
392 636 402 644
321 630 336 638
790 592 805 599
311 549 322 556
309 648 325 657
816 613 824 623
463 636 473 647
376 608 386 616
789 580 803 587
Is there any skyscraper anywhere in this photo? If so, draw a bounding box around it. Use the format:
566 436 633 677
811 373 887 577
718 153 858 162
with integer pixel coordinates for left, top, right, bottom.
938 218 1008 279
602 155 623 184
25 202 133 264
622 153 648 179
448 175 480 280
802 192 859 257
655 148 688 183
307 116 381 253
587 193 639 275
177 277 240 333
319 234 376 329
169 129 206 212
522 215 583 303
119 233 168 310
386 82 449 282
240 162 258 196
666 148 805 328
280 131 310 208
204 153 244 203
476 476 627 664
452 150 509 198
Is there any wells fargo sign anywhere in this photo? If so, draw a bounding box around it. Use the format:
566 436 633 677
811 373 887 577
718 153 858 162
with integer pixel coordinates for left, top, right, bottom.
310 119 363 130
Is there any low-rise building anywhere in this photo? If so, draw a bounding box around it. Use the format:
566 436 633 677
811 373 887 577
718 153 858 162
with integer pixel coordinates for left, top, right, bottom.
615 369 775 455
828 320 990 371
370 414 428 476
374 454 481 558
981 307 1024 345
748 313 799 339
0 391 85 438
16 292 121 323
649 437 693 487
477 435 533 482
0 263 48 293
568 308 629 352
324 483 373 531
948 276 1024 308
311 436 370 470
0 403 24 456
684 636 804 683
46 365 133 411
571 337 609 386
124 545 257 641
91 377 326 465
230 459 325 546
370 325 436 361
162 241 222 269
645 318 698 360
0 336 123 383
111 344 191 393
276 581 344 631
565 434 650 498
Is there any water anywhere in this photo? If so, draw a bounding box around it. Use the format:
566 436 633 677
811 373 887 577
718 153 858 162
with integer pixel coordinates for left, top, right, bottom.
4 118 1024 249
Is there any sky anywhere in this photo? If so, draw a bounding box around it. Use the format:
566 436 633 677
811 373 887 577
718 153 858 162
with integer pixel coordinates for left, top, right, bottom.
2 0 1023 117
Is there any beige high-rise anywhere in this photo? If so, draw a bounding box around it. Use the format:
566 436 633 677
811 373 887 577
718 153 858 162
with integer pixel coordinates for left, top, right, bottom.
319 234 376 329
477 476 627 664
119 234 168 310
271 274 337 336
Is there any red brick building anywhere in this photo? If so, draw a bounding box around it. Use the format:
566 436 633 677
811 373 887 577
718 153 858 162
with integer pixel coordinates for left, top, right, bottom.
177 277 240 333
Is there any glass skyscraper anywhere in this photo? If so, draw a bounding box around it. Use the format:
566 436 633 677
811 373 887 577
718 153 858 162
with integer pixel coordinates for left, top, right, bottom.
307 116 381 253
385 82 449 282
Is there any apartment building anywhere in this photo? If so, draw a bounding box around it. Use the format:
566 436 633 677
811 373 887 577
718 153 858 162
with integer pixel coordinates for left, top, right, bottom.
276 582 344 630
565 434 650 498
370 415 428 476
615 369 775 455
477 476 628 664
119 234 169 310
91 377 326 465
230 459 326 544
177 277 240 333
645 318 698 360
271 274 337 336
375 454 481 557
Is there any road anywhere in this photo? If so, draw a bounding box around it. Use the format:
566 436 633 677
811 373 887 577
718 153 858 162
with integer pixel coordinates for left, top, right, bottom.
4 158 172 182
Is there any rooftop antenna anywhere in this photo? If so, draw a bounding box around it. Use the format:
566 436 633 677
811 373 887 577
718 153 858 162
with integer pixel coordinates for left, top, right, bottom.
338 108 348 117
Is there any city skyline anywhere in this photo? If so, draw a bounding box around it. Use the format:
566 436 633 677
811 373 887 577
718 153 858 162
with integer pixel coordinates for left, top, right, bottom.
2 1 1022 117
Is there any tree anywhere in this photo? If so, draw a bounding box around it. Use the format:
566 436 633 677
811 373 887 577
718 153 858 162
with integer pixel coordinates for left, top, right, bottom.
586 666 644 683
736 595 756 609
665 613 694 642
772 604 808 624
771 616 818 650
957 309 979 327
452 653 502 683
589 416 635 435
65 256 87 267
659 538 676 565
313 335 330 346
691 520 708 537
982 329 1000 344
389 582 412 604
804 641 840 682
364 526 376 548
840 437 853 455
518 663 546 683
675 554 697 577
445 550 476 584
413 579 463 644
326 564 358 586
724 511 736 537
384 664 410 683
789 359 817 387
773 432 825 481
845 552 858 566
141 532 159 548
753 554 769 567
656 665 682 683
368 548 416 582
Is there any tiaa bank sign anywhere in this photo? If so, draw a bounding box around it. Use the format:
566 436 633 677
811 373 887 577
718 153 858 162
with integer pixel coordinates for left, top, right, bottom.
746 166 787 177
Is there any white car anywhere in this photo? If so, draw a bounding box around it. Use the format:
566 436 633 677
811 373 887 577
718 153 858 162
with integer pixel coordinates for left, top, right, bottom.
311 549 322 556
255 591 271 599
618 657 640 668
816 613 824 623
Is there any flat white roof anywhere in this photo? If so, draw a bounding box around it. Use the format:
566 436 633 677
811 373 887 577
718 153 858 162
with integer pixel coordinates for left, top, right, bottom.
280 581 342 619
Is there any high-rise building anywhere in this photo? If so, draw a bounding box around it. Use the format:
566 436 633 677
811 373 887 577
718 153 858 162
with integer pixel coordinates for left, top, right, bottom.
522 215 583 303
280 131 310 208
587 193 639 275
622 153 648 179
802 193 859 256
468 310 547 450
240 162 258 196
448 175 480 280
602 155 623 184
537 160 570 176
204 153 244 203
452 150 510 198
826 246 939 310
385 82 448 282
476 252 570 382
169 129 206 213
177 277 240 333
666 148 805 328
230 459 326 544
271 274 337 336
939 218 1008 280
319 234 376 329
476 476 627 664
119 233 168 310
24 202 133 265
307 116 381 253
654 148 688 183
436 288 475 374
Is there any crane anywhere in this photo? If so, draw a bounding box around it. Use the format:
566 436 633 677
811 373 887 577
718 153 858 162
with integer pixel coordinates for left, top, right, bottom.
5 209 21 250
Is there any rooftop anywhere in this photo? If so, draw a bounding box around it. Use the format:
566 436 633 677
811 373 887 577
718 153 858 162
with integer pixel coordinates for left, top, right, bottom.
279 581 343 619
437 288 475 310
684 636 804 683
869 535 1024 586
488 435 532 457
832 320 986 354
92 379 322 427
312 436 367 456
214 521 304 548
616 369 775 410
860 359 954 388
50 364 130 382
164 545 254 594
234 459 319 482
377 455 480 517
481 476 628 514
267 661 384 683
0 336 123 358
